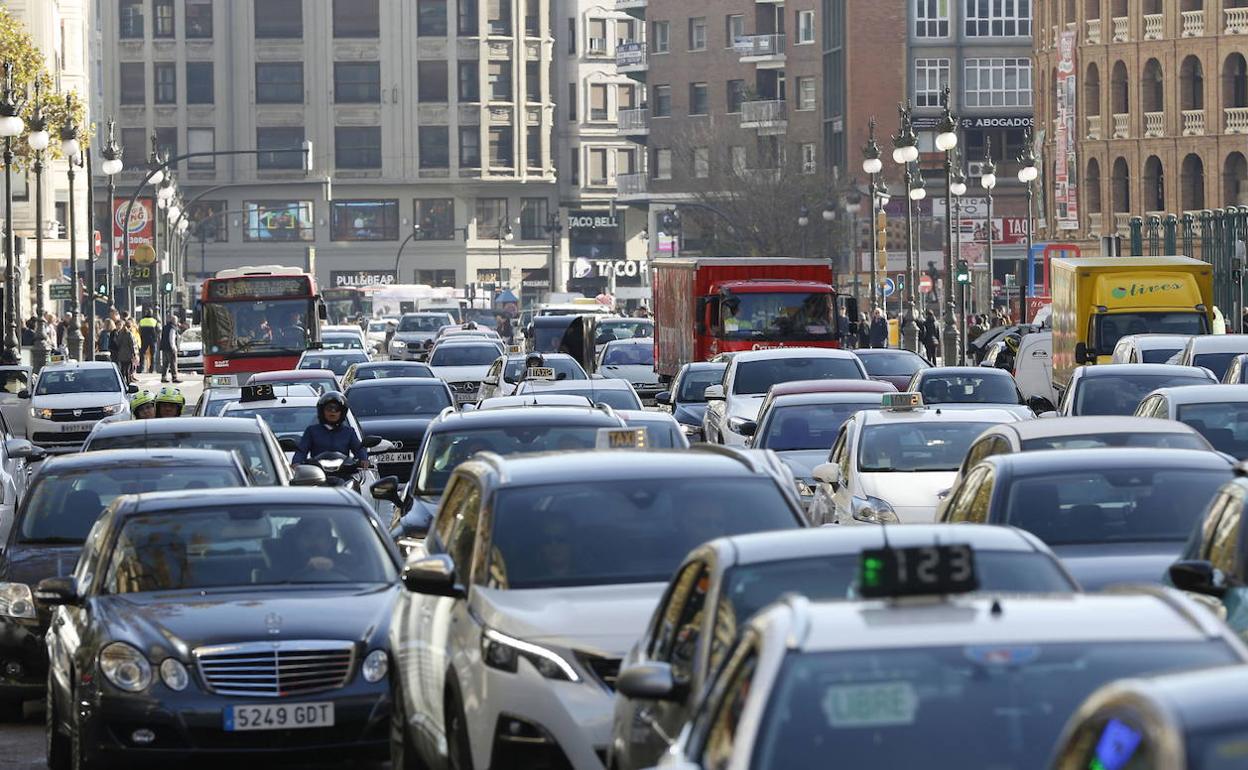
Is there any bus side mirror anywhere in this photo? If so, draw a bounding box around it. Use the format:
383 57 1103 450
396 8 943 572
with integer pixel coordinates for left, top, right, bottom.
695 297 708 335
318 303 328 321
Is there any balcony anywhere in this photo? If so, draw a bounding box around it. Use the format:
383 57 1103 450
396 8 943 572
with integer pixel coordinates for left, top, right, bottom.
616 41 647 73
1228 7 1248 34
615 0 647 10
1112 113 1129 138
1144 111 1164 137
1226 107 1248 134
618 108 649 136
739 99 787 133
1144 13 1163 40
734 33 785 67
1112 16 1129 42
1086 18 1102 44
1182 109 1206 136
1087 115 1102 140
1181 10 1205 37
617 172 647 196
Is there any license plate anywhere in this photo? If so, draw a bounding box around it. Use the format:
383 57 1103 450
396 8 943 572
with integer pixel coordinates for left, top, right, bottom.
60 422 95 433
376 451 414 465
455 393 477 404
224 701 335 732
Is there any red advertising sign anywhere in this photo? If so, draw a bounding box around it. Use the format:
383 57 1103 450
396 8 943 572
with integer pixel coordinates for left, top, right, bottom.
1055 31 1079 230
112 197 153 261
964 217 1029 245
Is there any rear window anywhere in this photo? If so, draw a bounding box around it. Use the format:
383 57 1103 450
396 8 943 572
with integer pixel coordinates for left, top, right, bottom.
86 431 279 486
733 358 864 395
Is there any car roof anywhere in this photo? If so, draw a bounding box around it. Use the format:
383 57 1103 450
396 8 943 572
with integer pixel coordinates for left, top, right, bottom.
681 361 728 373
402 311 452 318
476 394 594 409
44 447 248 471
223 396 320 409
322 330 360 337
432 338 502 347
38 360 117 372
731 347 861 363
302 349 366 357
430 404 621 429
988 447 1231 474
1122 334 1192 348
603 337 653 347
354 361 431 369
1153 384 1248 403
89 416 265 437
981 415 1203 440
474 449 781 486
852 348 925 358
250 369 336 381
1188 335 1248 353
917 366 1013 378
768 391 895 408
615 409 679 424
768 378 895 396
1076 363 1213 377
345 377 448 390
115 486 364 516
858 407 1022 425
521 379 633 392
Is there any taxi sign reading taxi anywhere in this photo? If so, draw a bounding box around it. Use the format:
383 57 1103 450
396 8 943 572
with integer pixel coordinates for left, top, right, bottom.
596 427 648 450
859 544 979 599
526 367 557 381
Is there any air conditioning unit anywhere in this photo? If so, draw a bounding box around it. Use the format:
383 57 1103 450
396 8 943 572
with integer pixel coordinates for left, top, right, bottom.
588 37 607 54
967 161 987 178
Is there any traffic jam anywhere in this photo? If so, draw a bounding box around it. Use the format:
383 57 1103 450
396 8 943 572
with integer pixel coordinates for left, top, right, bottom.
5 255 1248 769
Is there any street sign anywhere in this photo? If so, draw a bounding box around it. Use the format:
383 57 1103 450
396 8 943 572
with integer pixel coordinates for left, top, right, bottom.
133 243 156 265
919 275 933 293
93 230 102 257
134 285 153 298
881 278 895 298
49 283 73 300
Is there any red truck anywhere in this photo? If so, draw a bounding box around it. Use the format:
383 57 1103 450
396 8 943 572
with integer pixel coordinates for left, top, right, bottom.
652 257 842 378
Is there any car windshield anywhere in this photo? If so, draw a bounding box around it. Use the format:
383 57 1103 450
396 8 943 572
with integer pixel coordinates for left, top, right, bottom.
299 354 367 375
721 291 835 342
355 364 434 380
101 505 396 593
1075 374 1212 415
678 369 726 402
35 369 120 395
523 385 641 410
627 419 685 449
859 351 927 377
203 298 311 357
1003 467 1230 545
414 424 610 493
181 328 201 343
597 320 653 343
201 392 239 416
429 345 499 367
1020 433 1209 451
1141 347 1182 363
602 343 654 366
1094 312 1207 353
918 373 1020 404
1193 352 1243 380
503 358 587 383
399 315 448 332
321 335 363 350
368 321 391 333
485 478 798 589
254 377 336 395
533 323 573 351
858 422 996 472
1177 402 1248 458
17 465 245 543
224 405 351 440
86 432 280 485
760 403 875 451
733 358 863 395
348 384 451 417
751 642 1238 769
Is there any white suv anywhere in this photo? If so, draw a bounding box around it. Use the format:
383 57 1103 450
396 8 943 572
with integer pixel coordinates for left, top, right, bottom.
24 361 136 452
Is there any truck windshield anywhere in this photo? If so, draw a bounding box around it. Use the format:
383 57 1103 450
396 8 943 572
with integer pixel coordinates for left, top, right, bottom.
721 291 835 341
1094 312 1205 354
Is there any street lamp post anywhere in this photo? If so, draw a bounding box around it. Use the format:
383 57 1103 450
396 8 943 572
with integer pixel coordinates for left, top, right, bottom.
26 83 50 371
892 100 920 353
950 155 968 362
981 138 998 321
905 164 926 353
85 146 97 359
0 63 26 355
872 182 891 315
100 120 122 307
496 219 514 302
543 212 562 301
797 205 810 258
862 117 884 311
1017 128 1038 324
936 85 961 366
61 97 83 362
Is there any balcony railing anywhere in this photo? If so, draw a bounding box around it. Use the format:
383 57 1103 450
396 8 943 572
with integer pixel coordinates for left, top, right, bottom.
1114 213 1132 234
1144 111 1165 137
617 173 647 196
1181 10 1205 37
1229 8 1248 34
1226 106 1248 134
734 33 785 60
1112 113 1129 138
1144 13 1163 40
1086 18 1102 44
1087 114 1103 140
1182 109 1206 136
615 41 647 71
739 99 787 131
618 108 649 135
1088 212 1104 234
1112 16 1129 42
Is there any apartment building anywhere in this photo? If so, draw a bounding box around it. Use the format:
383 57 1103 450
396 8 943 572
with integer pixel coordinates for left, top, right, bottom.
93 0 558 304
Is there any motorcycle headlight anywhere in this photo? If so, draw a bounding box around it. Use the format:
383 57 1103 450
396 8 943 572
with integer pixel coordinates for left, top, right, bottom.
362 649 389 683
100 403 122 416
0 582 35 619
159 658 189 691
850 495 900 524
481 629 580 682
99 642 153 693
30 407 53 420
319 458 344 473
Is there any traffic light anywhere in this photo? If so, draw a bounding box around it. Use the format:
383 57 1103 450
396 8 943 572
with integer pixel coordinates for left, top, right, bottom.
160 272 174 293
955 259 970 285
895 274 905 291
95 274 109 298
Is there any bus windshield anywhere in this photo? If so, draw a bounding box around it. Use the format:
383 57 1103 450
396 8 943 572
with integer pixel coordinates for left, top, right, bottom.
203 298 313 357
720 291 835 342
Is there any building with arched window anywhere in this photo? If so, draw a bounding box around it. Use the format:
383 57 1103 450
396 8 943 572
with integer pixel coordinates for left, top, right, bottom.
1033 0 1248 247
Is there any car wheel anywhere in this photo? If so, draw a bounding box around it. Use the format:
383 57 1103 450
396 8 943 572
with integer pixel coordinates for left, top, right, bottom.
445 682 474 770
0 696 22 722
46 680 70 770
390 677 428 770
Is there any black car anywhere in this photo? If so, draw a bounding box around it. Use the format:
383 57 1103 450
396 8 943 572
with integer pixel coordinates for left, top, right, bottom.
38 487 400 764
340 361 435 388
0 449 250 720
345 377 454 480
655 362 727 442
852 348 930 391
298 350 371 377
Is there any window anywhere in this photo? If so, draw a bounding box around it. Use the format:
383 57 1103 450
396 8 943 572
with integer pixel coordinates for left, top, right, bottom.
256 127 305 170
458 0 479 35
415 199 455 240
120 128 146 170
255 0 302 38
334 0 379 37
335 126 382 169
796 10 815 43
726 14 744 46
588 147 609 184
688 17 707 50
185 0 213 38
458 61 479 101
653 84 671 117
689 82 708 115
801 142 817 174
616 18 633 46
154 63 176 104
587 19 608 55
569 150 579 184
567 17 576 53
525 0 540 36
488 62 512 101
694 147 709 178
256 63 303 103
487 0 511 35
243 200 314 241
335 62 381 103
154 127 177 166
525 60 541 103
915 0 950 37
331 200 399 241
416 269 456 287
186 62 213 103
619 83 637 110
488 126 513 166
964 0 1031 37
187 128 215 169
418 0 447 36
590 84 609 120
476 198 509 239
154 0 175 37
914 58 950 107
419 61 449 102
617 147 636 175
119 0 143 38
520 198 548 239
654 148 672 179
460 127 480 167
731 145 747 174
964 58 1033 107
185 200 228 241
727 79 746 113
796 76 816 110
651 20 669 53
119 62 145 104
419 126 449 168
568 83 577 120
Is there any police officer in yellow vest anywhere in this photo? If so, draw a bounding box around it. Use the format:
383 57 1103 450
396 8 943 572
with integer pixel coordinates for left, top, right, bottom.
138 310 159 373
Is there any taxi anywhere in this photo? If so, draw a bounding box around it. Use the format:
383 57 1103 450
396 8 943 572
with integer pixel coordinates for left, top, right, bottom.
632 545 1248 770
807 392 1022 526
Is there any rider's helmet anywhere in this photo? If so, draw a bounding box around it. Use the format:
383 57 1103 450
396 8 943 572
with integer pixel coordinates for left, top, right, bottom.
154 386 185 417
1004 333 1022 355
317 390 349 426
130 389 156 419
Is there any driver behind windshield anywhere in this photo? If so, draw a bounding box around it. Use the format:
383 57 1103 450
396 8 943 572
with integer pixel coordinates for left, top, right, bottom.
292 390 370 467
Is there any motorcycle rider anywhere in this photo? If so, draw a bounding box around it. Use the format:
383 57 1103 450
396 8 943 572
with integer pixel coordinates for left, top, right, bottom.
154 386 185 418
130 390 156 420
292 390 370 468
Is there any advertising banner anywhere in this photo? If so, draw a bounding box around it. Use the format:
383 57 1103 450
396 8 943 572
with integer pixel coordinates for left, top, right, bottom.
113 197 153 261
1055 31 1079 229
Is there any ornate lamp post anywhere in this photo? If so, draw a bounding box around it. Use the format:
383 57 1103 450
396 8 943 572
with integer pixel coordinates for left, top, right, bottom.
26 83 50 370
872 181 891 314
797 205 810 258
862 117 884 312
950 155 968 361
60 97 83 362
543 212 562 301
981 139 998 320
0 63 26 355
936 85 961 365
907 164 926 353
100 120 122 306
496 219 513 300
1017 127 1039 324
892 100 920 352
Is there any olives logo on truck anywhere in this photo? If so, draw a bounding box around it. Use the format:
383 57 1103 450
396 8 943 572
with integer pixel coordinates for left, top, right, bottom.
1110 281 1185 299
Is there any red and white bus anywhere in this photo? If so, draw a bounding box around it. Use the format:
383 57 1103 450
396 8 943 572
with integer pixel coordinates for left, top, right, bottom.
201 265 323 385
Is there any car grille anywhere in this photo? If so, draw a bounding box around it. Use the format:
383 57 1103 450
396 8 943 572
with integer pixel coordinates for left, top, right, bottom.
32 431 91 445
406 342 424 351
49 407 108 422
449 381 479 394
576 653 621 691
194 640 355 698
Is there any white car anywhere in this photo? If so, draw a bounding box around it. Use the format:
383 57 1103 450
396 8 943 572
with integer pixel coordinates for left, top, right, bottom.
24 361 136 453
476 353 588 401
1174 333 1248 381
427 339 507 405
175 325 203 371
595 338 662 403
365 318 396 350
1110 333 1193 365
1135 383 1248 459
321 323 369 349
807 393 1023 525
703 348 868 446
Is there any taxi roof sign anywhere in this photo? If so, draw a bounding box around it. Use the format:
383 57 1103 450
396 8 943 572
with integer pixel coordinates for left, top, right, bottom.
526 366 557 381
239 383 276 403
882 392 925 411
508 344 523 354
596 427 648 450
858 544 979 599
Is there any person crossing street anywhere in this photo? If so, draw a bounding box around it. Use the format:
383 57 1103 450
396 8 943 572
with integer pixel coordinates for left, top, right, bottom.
159 313 182 383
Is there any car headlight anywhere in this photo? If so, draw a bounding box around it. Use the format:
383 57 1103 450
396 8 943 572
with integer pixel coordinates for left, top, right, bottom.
362 649 389 683
850 495 900 524
0 582 35 619
159 658 189 691
100 403 122 416
795 479 816 498
481 628 580 682
30 407 52 420
390 340 405 349
99 642 153 693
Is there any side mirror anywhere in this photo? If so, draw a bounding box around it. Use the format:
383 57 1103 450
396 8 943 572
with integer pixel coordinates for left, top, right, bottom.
1074 341 1093 365
278 436 300 454
655 391 672 406
33 576 80 607
370 438 395 454
812 462 841 487
401 554 465 597
127 383 140 394
730 418 756 437
16 389 28 400
363 434 384 449
1169 560 1227 597
616 662 687 702
4 438 36 459
371 475 404 507
290 464 327 486
703 384 725 401
1027 395 1056 414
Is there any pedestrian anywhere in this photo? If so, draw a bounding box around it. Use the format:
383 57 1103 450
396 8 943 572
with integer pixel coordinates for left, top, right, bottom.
495 313 513 344
869 308 889 349
159 313 181 383
97 319 114 358
921 309 939 363
138 309 159 372
838 309 852 347
856 312 870 349
113 318 136 383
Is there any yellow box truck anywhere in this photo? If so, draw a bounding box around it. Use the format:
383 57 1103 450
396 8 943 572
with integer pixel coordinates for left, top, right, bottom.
1050 256 1213 391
